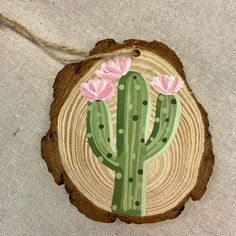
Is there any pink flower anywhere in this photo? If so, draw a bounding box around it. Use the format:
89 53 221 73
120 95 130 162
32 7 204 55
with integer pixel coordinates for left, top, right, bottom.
80 79 115 101
95 55 132 81
151 75 184 95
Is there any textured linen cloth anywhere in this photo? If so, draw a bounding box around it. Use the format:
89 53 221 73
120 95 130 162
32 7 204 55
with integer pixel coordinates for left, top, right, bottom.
0 1 235 235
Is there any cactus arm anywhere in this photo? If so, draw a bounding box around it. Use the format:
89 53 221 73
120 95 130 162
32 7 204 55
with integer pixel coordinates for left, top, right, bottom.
145 94 181 160
87 101 119 171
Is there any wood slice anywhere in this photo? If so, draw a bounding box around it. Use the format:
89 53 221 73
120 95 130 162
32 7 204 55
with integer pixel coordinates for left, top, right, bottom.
41 39 214 223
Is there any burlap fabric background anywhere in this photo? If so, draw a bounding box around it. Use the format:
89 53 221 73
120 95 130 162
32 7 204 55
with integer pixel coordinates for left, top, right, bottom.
1 1 235 235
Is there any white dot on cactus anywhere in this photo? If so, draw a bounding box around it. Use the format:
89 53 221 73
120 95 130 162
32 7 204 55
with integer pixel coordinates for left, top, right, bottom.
112 205 117 211
115 172 122 179
150 137 154 141
155 117 160 123
162 108 168 113
131 153 136 159
128 104 133 110
135 84 141 90
97 156 103 162
159 95 164 101
118 129 124 134
119 84 125 90
87 133 92 138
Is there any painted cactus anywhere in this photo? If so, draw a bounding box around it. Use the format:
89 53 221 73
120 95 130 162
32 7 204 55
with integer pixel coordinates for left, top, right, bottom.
80 56 184 217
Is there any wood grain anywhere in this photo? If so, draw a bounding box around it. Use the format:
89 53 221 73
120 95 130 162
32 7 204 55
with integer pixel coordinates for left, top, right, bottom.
41 39 214 223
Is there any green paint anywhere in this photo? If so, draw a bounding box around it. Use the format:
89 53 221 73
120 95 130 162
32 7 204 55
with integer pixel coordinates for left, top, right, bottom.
128 104 133 110
142 100 148 105
119 84 125 90
86 71 181 217
118 129 124 134
87 133 92 138
138 169 143 175
115 172 122 179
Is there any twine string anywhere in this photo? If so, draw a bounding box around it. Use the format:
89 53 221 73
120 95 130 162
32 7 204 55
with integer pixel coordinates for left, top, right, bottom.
0 13 140 64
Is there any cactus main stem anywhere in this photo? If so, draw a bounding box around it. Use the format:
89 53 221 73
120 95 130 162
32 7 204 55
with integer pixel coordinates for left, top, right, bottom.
112 163 145 216
111 71 149 216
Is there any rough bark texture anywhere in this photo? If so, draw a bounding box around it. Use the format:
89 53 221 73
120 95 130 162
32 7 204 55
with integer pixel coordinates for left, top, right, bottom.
41 39 214 223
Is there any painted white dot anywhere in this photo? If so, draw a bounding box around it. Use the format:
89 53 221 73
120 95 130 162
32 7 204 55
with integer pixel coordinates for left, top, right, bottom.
98 156 103 162
150 137 154 141
119 84 125 90
131 153 136 159
155 117 160 123
162 108 168 113
128 104 133 110
159 95 164 101
116 172 122 179
112 205 117 211
118 129 124 134
87 133 92 138
135 84 141 90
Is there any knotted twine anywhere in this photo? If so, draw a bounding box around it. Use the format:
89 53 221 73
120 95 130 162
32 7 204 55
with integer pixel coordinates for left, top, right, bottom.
0 13 140 64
